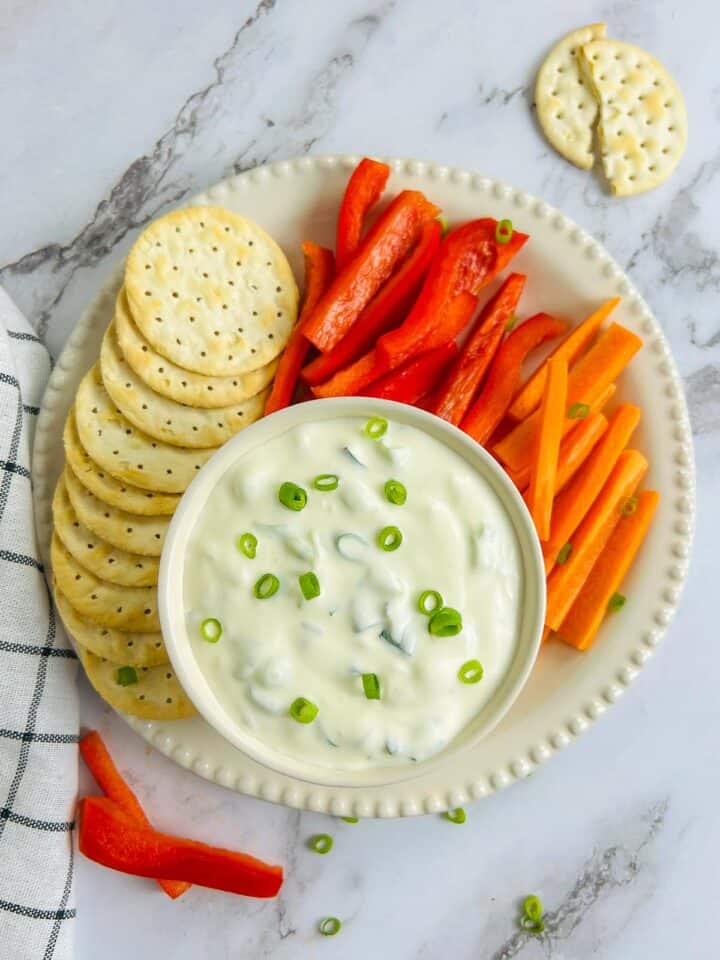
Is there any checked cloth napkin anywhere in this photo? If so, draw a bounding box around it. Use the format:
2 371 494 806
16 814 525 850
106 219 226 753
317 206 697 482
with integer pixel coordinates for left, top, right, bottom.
0 287 78 959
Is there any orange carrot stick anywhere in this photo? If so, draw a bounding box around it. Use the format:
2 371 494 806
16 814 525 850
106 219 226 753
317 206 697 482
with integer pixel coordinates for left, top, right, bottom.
543 404 641 574
508 297 620 422
494 323 642 474
557 490 660 651
525 356 568 540
511 410 609 492
545 449 648 630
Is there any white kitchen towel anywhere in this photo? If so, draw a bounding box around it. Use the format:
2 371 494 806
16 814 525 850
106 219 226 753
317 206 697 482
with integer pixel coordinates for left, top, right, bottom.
0 287 78 960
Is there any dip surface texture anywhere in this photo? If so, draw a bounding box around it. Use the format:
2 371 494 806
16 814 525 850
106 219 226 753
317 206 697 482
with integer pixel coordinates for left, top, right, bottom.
184 416 523 771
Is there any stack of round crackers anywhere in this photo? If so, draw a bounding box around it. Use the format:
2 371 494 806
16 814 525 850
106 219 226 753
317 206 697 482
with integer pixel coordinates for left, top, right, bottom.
51 206 298 720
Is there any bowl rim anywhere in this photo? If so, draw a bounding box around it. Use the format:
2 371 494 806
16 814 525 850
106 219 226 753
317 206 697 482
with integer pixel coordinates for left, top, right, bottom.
158 396 547 788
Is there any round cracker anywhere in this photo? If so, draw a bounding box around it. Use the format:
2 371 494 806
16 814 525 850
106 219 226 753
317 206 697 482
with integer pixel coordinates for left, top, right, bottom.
53 473 159 587
64 409 179 516
75 364 214 493
124 206 298 376
64 466 168 558
115 288 278 409
76 644 195 721
100 319 268 449
55 589 167 667
535 23 607 170
51 534 160 633
579 39 687 196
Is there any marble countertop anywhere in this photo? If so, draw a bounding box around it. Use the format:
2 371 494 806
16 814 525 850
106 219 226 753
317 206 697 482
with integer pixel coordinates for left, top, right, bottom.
3 1 718 957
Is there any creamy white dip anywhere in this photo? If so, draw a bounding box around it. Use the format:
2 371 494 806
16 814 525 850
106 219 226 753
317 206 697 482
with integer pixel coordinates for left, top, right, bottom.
184 415 522 771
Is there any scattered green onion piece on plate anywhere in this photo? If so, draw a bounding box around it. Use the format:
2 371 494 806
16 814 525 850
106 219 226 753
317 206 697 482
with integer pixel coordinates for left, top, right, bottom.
417 589 443 616
556 542 573 565
428 607 463 637
319 917 342 937
445 807 466 824
568 402 590 420
495 218 513 244
200 617 222 643
377 525 403 551
278 481 307 511
520 916 545 935
299 571 321 601
458 659 484 684
341 817 359 824
236 532 257 559
362 673 381 700
116 666 137 687
254 573 280 599
313 473 339 491
384 479 407 505
309 833 334 855
505 314 518 332
437 215 449 237
289 696 318 724
608 592 626 612
620 496 638 516
364 417 388 439
523 895 543 923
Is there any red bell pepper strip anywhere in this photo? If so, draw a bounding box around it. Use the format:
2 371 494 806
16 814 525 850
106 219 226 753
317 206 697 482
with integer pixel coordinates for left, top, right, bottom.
312 292 478 398
79 796 284 899
360 341 458 404
302 190 441 353
80 731 189 900
336 158 390 269
376 219 529 369
432 273 527 425
302 220 441 386
264 242 335 415
462 313 568 446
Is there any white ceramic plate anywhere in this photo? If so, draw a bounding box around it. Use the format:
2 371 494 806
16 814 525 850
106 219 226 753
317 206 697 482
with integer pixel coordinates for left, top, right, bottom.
33 155 695 818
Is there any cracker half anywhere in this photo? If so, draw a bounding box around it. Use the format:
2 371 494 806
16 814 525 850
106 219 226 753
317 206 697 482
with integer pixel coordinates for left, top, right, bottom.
115 288 277 409
51 534 160 633
124 206 298 376
64 466 168 558
536 22 607 169
77 644 195 721
579 39 687 196
53 473 159 587
64 409 180 516
55 589 167 667
74 365 214 493
101 319 268 449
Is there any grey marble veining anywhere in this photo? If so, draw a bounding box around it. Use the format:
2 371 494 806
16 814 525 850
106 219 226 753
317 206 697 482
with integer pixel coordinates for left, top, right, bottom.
3 1 719 957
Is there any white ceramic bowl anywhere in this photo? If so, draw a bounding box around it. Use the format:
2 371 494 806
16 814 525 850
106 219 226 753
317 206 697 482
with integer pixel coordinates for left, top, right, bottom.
158 397 546 789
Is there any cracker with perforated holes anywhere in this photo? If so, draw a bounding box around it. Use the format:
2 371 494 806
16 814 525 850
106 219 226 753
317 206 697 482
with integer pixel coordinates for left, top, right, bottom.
51 534 160 633
536 23 607 170
64 466 168 558
114 288 277 409
55 590 167 667
578 39 687 196
64 409 180 516
76 644 195 721
101 319 268 449
53 474 159 587
74 365 214 493
124 206 298 376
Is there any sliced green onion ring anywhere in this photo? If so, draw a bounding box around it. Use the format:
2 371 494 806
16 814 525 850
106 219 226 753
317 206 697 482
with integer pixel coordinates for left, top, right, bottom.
289 696 319 724
116 666 137 687
236 532 257 559
309 833 334 854
418 589 443 616
523 895 543 923
341 817 359 824
319 917 342 937
428 606 463 637
568 402 590 420
200 617 222 643
313 473 339 491
278 481 307 511
362 672 381 700
458 659 484 684
520 916 545 935
254 573 280 599
364 417 388 439
608 592 626 612
377 525 403 551
495 218 513 244
556 542 573 565
384 479 407 505
445 807 466 824
299 571 321 601
620 496 638 516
